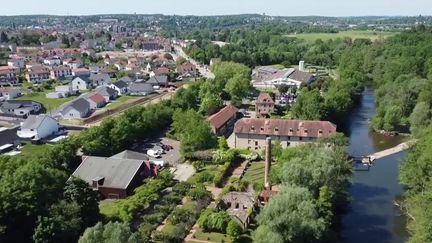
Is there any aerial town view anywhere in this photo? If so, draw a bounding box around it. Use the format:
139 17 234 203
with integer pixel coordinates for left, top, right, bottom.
0 1 431 243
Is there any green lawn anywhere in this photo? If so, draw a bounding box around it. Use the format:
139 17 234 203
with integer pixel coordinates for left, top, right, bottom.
242 162 265 184
105 95 140 110
19 143 53 158
192 228 230 243
286 30 397 42
99 199 122 220
16 91 75 111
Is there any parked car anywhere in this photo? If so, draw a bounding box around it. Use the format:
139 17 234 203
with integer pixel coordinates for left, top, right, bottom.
147 149 162 158
157 143 173 151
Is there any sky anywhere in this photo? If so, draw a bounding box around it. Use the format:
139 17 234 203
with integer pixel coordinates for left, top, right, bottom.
1 0 431 16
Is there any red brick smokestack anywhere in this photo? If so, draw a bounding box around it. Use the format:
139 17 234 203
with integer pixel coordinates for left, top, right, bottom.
264 137 271 189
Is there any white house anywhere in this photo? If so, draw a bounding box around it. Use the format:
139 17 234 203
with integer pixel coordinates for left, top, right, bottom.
0 87 21 100
89 73 111 87
43 57 62 66
7 56 25 69
72 76 92 91
109 80 128 95
61 98 90 119
17 114 59 140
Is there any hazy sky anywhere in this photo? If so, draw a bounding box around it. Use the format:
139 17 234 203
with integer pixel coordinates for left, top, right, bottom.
1 0 431 16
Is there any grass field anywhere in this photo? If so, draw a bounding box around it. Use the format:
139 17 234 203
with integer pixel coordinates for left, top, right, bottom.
192 228 230 243
286 30 397 42
105 95 140 110
19 143 53 158
16 92 75 111
242 162 265 184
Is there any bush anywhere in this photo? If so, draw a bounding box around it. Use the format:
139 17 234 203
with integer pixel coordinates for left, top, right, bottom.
213 161 232 187
195 171 215 183
198 210 231 233
227 220 243 242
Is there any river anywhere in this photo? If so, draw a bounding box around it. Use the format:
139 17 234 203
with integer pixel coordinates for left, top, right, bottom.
341 88 409 243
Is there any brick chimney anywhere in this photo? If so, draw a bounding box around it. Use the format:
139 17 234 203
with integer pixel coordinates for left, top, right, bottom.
264 137 272 189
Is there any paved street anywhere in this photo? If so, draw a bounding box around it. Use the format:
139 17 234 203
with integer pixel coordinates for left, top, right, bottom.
173 45 215 79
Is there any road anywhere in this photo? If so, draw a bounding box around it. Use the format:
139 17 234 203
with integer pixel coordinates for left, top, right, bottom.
173 45 215 79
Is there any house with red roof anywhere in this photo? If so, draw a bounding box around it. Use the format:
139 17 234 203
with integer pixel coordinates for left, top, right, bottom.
207 105 239 136
86 94 106 110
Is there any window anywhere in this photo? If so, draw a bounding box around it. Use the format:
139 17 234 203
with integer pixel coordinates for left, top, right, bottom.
299 137 303 141
255 141 258 146
304 129 308 133
275 127 279 132
260 127 264 131
319 130 323 134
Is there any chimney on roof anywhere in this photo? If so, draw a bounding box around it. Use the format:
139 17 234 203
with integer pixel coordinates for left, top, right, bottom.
264 137 272 190
299 60 305 72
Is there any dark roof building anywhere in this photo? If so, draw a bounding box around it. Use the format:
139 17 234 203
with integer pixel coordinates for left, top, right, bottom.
71 152 155 199
146 75 168 87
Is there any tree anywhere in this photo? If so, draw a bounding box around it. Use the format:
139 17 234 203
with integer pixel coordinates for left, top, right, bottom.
409 102 431 135
172 109 217 154
218 137 229 151
253 186 326 243
64 178 100 227
199 93 223 115
225 73 251 103
78 222 143 243
0 32 8 43
291 89 326 120
33 201 82 243
277 84 289 94
383 105 402 131
226 220 242 242
163 53 173 60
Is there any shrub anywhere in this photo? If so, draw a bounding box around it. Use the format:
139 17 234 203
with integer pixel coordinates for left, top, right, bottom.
227 220 243 242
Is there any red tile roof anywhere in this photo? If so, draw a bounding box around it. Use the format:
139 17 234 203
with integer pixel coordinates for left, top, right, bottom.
207 105 239 129
89 94 105 104
256 93 274 104
234 118 336 138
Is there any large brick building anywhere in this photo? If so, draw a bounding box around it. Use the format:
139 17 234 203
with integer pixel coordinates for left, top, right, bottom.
232 118 337 151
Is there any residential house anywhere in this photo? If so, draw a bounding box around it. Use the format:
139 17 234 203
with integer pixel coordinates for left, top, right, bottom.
63 58 81 69
0 66 19 85
0 100 43 117
109 80 128 95
221 192 256 230
95 86 118 102
89 73 111 87
17 114 59 140
207 105 239 136
117 76 134 84
7 56 25 69
255 93 275 118
71 76 92 91
50 66 73 80
176 62 197 78
72 67 91 77
71 152 156 199
150 67 170 77
0 87 21 100
61 98 90 119
128 83 154 96
232 118 337 150
146 75 168 88
26 66 51 83
46 84 78 99
87 94 106 110
43 56 62 66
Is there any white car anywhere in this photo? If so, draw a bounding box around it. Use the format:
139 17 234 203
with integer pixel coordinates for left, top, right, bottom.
147 149 162 158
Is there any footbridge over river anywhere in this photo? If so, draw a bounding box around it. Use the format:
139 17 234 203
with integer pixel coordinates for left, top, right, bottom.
351 140 416 169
